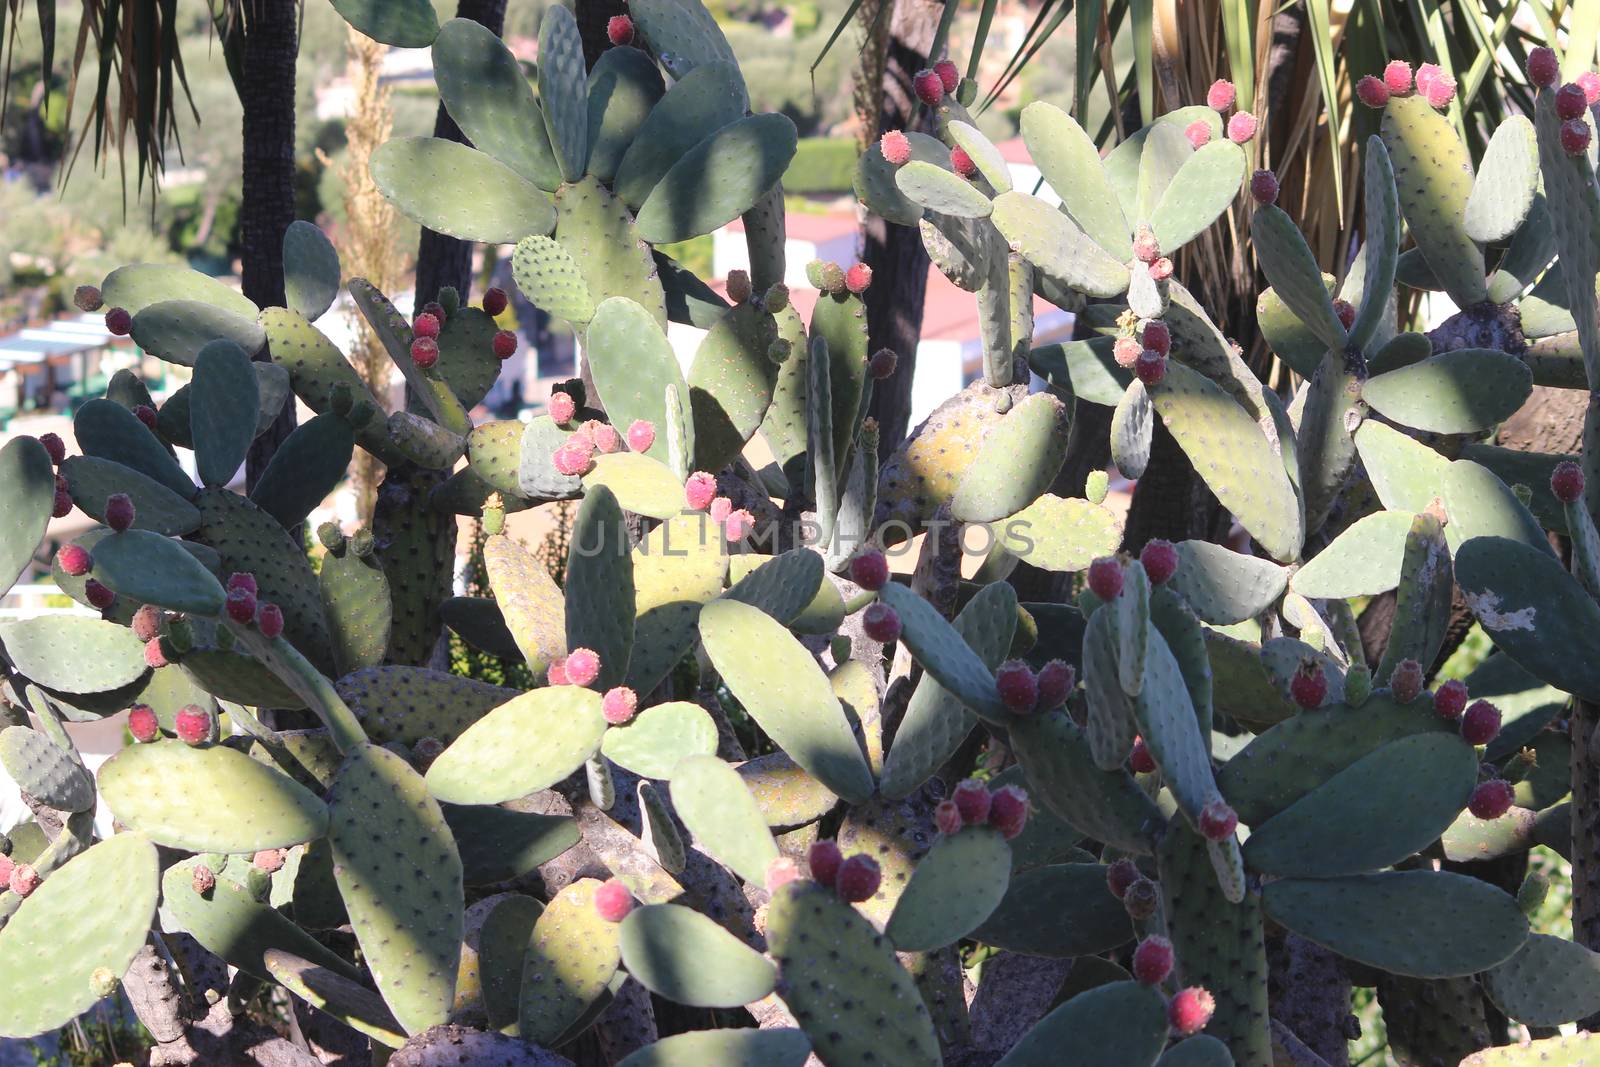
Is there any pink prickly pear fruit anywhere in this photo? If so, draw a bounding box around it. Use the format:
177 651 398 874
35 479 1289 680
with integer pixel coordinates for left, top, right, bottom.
1423 70 1457 108
410 337 439 369
1389 659 1425 703
420 300 447 322
765 855 804 892
950 145 978 178
1141 320 1171 356
1184 121 1212 149
74 285 104 312
591 422 622 454
934 800 964 836
685 471 718 511
1414 62 1442 99
1333 299 1357 331
191 865 217 895
1129 736 1157 774
934 59 960 94
1132 935 1175 985
1198 800 1238 841
143 638 169 669
1468 778 1515 820
1226 111 1258 144
1135 348 1168 386
862 602 902 644
1035 659 1076 711
132 604 162 642
0 855 14 887
626 420 655 453
1460 700 1502 745
1206 79 1236 112
1139 539 1179 585
57 544 92 577
256 602 284 640
1562 118 1593 156
38 433 65 466
995 660 1039 713
1123 877 1160 920
227 572 258 596
547 658 571 686
606 14 634 45
913 68 945 107
226 587 257 624
565 648 602 687
1528 47 1559 89
722 508 756 541
1552 460 1585 503
127 704 160 743
1289 661 1327 709
9 863 40 897
84 579 116 611
413 312 441 339
869 347 898 379
548 390 577 425
951 779 991 824
987 785 1029 839
105 493 135 532
807 839 844 887
552 445 594 477
1147 257 1175 281
1558 83 1590 120
1168 987 1216 1035
482 287 509 316
845 263 873 294
880 130 912 166
253 848 286 873
1106 857 1141 899
105 307 133 336
594 878 636 922
1434 678 1469 721
1383 60 1413 95
492 330 518 360
708 496 734 524
1088 556 1124 600
849 548 889 591
1580 71 1600 104
1113 336 1142 368
726 270 752 303
1250 169 1280 205
1356 76 1390 109
835 854 882 902
1132 225 1162 264
602 686 638 725
175 705 211 746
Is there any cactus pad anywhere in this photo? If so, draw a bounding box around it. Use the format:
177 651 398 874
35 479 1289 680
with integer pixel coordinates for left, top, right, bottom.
92 529 228 617
1381 94 1487 308
520 878 622 1044
0 726 93 812
617 1030 812 1067
669 754 779 884
601 701 718 779
372 137 554 243
635 114 798 244
432 17 560 189
1482 933 1600 1027
993 980 1168 1067
425 686 605 805
886 826 1012 952
0 616 146 694
619 903 777 1007
336 666 514 747
991 191 1130 298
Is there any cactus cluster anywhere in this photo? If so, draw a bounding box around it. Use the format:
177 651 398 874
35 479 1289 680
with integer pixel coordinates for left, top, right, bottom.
2 3 1600 1064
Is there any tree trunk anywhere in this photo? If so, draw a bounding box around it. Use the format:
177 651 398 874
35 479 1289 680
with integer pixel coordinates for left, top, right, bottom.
241 0 301 492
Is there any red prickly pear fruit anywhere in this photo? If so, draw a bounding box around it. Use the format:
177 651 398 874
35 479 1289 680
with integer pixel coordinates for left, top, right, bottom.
1561 117 1592 156
256 602 284 640
845 262 873 294
52 487 73 518
1226 111 1258 144
1147 257 1175 281
626 420 656 453
1206 79 1236 112
934 59 960 94
725 270 752 303
1135 350 1167 385
133 406 158 430
565 648 602 688
421 300 447 322
1356 75 1390 109
0 855 15 887
253 848 286 873
808 839 844 887
1460 699 1502 745
1528 47 1559 88
850 548 889 591
492 330 518 360
1168 987 1216 1035
1129 735 1157 774
1389 659 1425 703
127 704 160 743
226 587 257 624
38 433 65 466
1290 661 1328 709
548 390 577 425
765 855 804 892
1141 320 1171 356
951 779 991 824
1198 800 1239 842
1415 62 1441 99
143 637 169 669
880 130 912 166
413 312 441 339
722 508 755 541
547 658 571 686
1139 539 1179 585
862 602 902 643
685 471 718 511
606 14 634 45
996 659 1039 713
175 705 211 746
1433 678 1469 721
227 572 258 596
482 287 509 316
133 604 163 642
1250 169 1280 205
1184 120 1212 149
410 337 439 369
1106 858 1141 899
9 863 40 897
1132 935 1175 985
1468 778 1515 820
1423 70 1457 108
869 347 899 379
708 496 734 524
602 686 638 725
1124 877 1160 920
191 865 217 895
1552 460 1585 503
105 492 135 532
835 854 882 902
1113 336 1142 368
57 544 92 577
1333 299 1356 331
105 307 133 335
1035 659 1076 710
987 785 1029 839
552 445 594 477
934 800 964 836
591 422 622 454
594 878 636 922
1088 556 1124 600
1558 82 1590 120
1132 225 1161 264
1383 60 1413 95
84 579 116 611
950 145 978 178
74 285 104 312
1580 71 1600 104
913 68 945 107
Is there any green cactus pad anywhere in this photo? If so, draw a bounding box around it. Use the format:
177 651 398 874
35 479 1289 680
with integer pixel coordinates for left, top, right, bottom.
993 981 1168 1067
319 537 391 676
629 513 727 694
1348 135 1400 353
1461 1033 1600 1066
59 456 200 536
327 0 437 45
656 250 731 328
348 279 468 433
1361 350 1532 434
260 308 397 462
809 293 868 481
1165 540 1286 625
329 744 463 1035
1248 204 1346 351
1262 870 1527 978
721 548 823 624
442 804 580 886
1441 457 1552 556
94 528 228 617
429 305 503 413
511 235 596 326
0 833 158 1038
0 436 54 593
630 0 740 79
1289 346 1359 536
991 494 1122 573
987 764 1085 870
1131 623 1223 830
855 132 956 227
1155 1036 1233 1067
467 419 531 498
613 60 746 207
619 903 777 1007
1256 277 1335 378
477 894 543 1030
101 262 258 318
946 120 1012 192
1482 933 1600 1027
991 191 1130 298
478 534 563 674
600 701 718 780
0 726 93 812
250 414 357 532
699 599 873 803
634 113 797 244
1288 509 1413 599
1151 141 1246 253
159 363 293 449
129 300 266 367
334 667 510 748
736 752 839 828
520 877 623 1043
1242 732 1477 877
885 826 1011 952
432 17 560 190
586 298 692 467
1533 94 1600 382
74 398 195 500
582 453 686 520
894 160 993 218
688 302 782 472
1376 512 1453 681
425 686 605 805
1110 379 1153 479
181 649 305 709
1380 94 1486 308
1018 102 1130 259
950 392 1069 523
0 616 146 694
1009 711 1162 855
1135 122 1191 223
1083 606 1135 770
282 219 340 321
669 754 779 884
1353 419 1451 516
585 45 664 182
265 950 405 1048
564 484 635 690
877 581 1008 722
618 1030 812 1067
372 137 554 243
535 4 589 181
1464 115 1538 244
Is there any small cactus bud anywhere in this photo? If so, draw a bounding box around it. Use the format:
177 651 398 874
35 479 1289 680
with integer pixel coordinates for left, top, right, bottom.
58 544 92 577
950 145 978 178
1035 659 1075 710
565 648 602 687
1344 663 1373 707
38 433 65 466
8 863 39 897
804 259 826 289
768 338 793 364
602 686 638 725
606 14 634 45
1206 79 1236 112
868 347 898 379
1141 320 1171 356
1139 539 1178 585
880 129 912 166
913 68 945 107
1226 111 1258 144
227 572 258 596
1333 299 1356 331
850 548 889 591
436 288 460 317
1198 800 1238 841
1356 75 1390 109
1086 470 1110 504
957 76 978 106
175 705 211 746
765 855 804 892
482 287 509 315
1132 224 1161 264
1558 82 1590 120
1106 858 1141 899
709 496 734 524
317 521 345 552
410 337 439 369
1184 120 1212 149
1561 117 1591 156
127 704 159 743
553 445 594 477
818 261 846 295
951 779 991 824
722 508 756 541
1088 556 1124 600
1383 60 1413 95
226 587 257 624
726 270 752 303
84 579 116 611
492 329 518 360
1517 871 1550 914
143 637 169 669
1168 987 1216 1035
191 865 217 895
1250 169 1280 205
1129 736 1156 774
412 737 445 770
548 389 577 425
1290 661 1327 709
1135 350 1167 385
132 604 163 642
90 966 118 999
1468 778 1515 820
1434 678 1469 721
1527 47 1559 88
1113 336 1142 368
591 422 622 454
1580 71 1600 104
996 660 1038 713
1552 460 1585 503
256 602 284 640
835 854 882 902
1123 877 1160 920
105 492 135 532
594 878 636 922
1148 257 1175 281
808 839 843 887
934 58 960 93
105 307 132 335
934 800 964 836
1460 699 1502 745
763 283 790 313
626 419 655 453
1389 659 1424 703
1132 936 1175 985
987 785 1029 839
845 263 873 294
253 848 286 874
685 471 718 511
74 284 104 312
547 658 570 686
413 311 441 339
